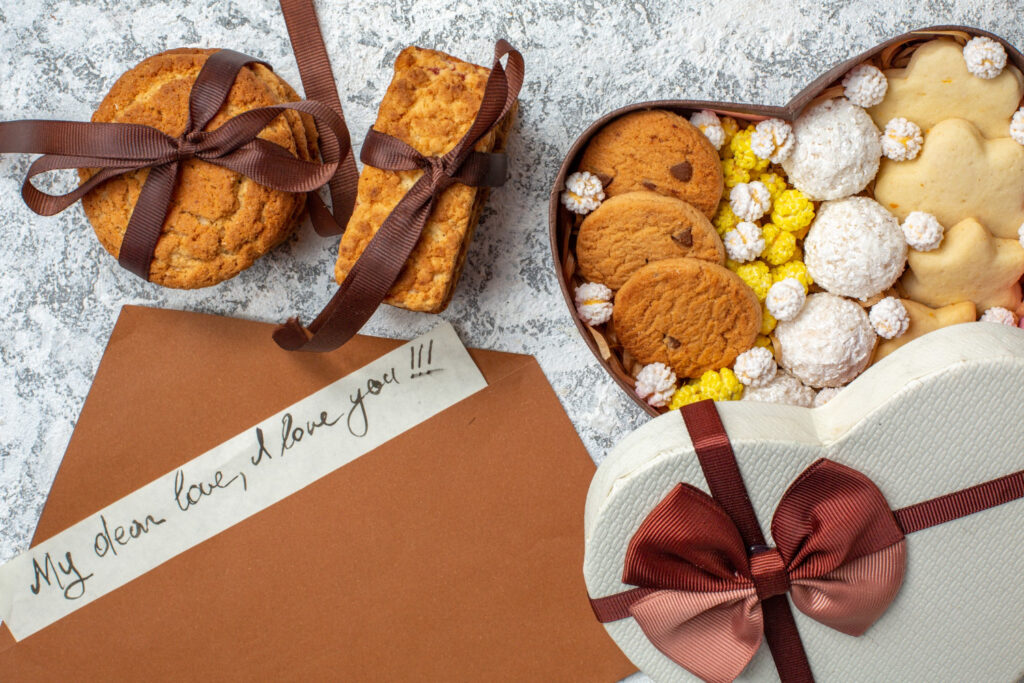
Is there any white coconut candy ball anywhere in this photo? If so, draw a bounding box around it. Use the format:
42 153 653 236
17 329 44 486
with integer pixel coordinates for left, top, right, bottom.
979 307 1016 326
1011 109 1024 146
574 282 613 326
690 110 726 150
634 362 677 408
750 119 795 163
902 211 945 252
869 297 910 339
723 221 765 263
774 293 877 388
841 64 888 108
733 347 777 388
963 36 1007 80
881 117 923 161
765 278 807 321
730 181 772 221
813 386 843 408
561 171 605 214
804 197 907 301
742 370 816 408
781 98 882 201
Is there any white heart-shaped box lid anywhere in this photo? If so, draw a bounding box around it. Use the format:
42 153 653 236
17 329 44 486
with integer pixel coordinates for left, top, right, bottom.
584 323 1024 682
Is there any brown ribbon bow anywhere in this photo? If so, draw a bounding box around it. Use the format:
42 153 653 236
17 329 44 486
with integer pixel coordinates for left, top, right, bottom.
590 400 1024 683
0 47 352 280
272 40 524 352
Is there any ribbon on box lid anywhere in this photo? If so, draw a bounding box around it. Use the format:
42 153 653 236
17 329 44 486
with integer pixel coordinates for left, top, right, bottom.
0 0 522 353
589 400 1024 683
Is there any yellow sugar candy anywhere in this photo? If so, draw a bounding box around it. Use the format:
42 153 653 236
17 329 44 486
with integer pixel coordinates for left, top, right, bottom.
668 384 704 409
713 201 741 236
735 261 772 301
722 159 751 188
760 304 777 335
720 116 741 156
762 225 797 266
700 368 744 401
757 171 788 200
771 189 815 232
668 368 744 409
771 260 813 292
729 127 770 173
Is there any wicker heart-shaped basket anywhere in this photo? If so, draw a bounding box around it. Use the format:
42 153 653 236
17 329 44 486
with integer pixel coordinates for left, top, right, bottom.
548 26 1024 417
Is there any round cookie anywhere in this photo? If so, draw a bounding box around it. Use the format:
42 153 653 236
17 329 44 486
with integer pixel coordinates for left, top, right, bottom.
613 258 761 378
79 48 315 289
575 191 725 289
578 110 724 217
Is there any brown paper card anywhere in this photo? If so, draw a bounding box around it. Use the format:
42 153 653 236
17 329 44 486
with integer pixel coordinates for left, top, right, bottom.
0 305 634 681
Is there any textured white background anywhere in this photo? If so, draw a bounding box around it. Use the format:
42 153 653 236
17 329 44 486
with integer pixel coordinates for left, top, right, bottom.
1 1 1022 665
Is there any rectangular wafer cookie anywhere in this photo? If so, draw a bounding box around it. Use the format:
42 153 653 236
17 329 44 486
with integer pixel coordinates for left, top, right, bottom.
335 46 517 312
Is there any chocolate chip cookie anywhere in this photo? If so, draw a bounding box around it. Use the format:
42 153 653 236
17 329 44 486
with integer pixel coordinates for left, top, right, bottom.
577 109 724 217
576 191 725 289
613 258 761 378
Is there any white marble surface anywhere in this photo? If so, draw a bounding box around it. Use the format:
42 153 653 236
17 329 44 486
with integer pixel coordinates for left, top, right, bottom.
0 2 1020 673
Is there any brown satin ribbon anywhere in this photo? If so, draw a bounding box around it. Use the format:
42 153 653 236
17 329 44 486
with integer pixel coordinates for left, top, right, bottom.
278 0 358 236
272 40 524 352
0 47 352 280
590 399 1024 682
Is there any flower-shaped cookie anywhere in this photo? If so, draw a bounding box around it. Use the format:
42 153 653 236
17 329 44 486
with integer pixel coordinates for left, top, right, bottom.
867 38 1024 139
874 118 1024 240
872 299 976 363
901 218 1024 314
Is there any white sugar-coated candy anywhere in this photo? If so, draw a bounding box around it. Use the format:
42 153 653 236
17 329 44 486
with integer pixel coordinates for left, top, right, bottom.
733 347 777 388
574 282 613 326
842 64 888 108
781 98 882 201
804 197 906 301
634 362 677 408
741 370 816 407
774 293 876 388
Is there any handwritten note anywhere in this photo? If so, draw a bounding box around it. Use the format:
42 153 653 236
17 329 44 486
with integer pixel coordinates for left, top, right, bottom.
0 322 486 641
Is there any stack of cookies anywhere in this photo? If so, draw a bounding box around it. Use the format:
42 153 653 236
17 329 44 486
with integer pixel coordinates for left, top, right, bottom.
81 48 318 289
562 31 1024 414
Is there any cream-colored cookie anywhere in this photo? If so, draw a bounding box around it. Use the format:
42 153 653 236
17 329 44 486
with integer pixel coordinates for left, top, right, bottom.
868 38 1024 139
872 299 976 362
901 218 1024 314
873 118 1024 239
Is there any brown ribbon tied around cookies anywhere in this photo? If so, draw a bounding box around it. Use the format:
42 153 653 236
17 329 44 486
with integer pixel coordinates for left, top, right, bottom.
272 40 524 352
0 48 353 279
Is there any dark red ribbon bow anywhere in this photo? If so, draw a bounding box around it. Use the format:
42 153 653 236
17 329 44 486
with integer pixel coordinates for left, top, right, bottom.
592 459 905 683
0 48 352 280
272 39 524 352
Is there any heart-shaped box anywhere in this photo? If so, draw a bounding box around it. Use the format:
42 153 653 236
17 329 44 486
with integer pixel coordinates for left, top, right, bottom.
583 323 1024 681
548 26 1024 417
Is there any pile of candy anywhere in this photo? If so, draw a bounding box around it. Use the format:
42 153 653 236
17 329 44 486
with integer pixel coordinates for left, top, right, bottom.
563 35 1024 413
